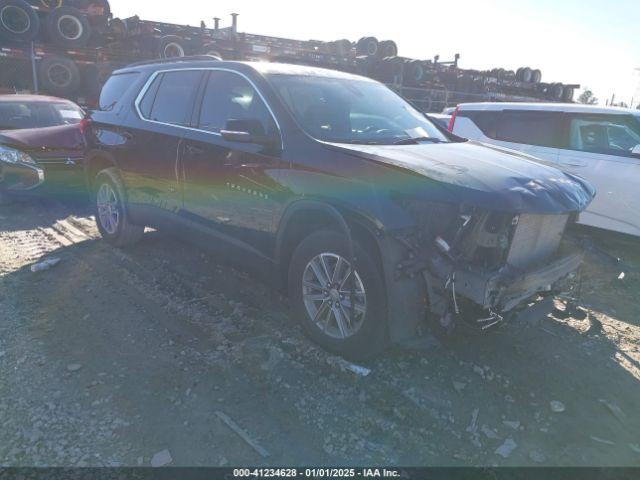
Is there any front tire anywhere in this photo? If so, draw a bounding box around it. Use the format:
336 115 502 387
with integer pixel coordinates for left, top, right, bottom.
288 229 388 360
94 168 144 247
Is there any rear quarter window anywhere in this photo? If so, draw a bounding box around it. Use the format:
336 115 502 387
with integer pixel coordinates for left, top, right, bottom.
464 110 562 148
99 72 141 111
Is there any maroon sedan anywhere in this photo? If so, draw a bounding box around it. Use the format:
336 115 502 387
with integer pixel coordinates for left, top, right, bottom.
0 94 87 201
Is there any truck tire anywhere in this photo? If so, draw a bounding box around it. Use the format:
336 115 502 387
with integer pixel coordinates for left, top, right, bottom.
531 68 542 84
109 17 127 40
549 83 564 101
288 229 388 360
200 43 222 59
156 35 187 58
403 59 424 86
520 67 533 83
0 0 40 42
355 36 378 57
330 39 352 56
561 86 575 102
377 40 398 58
46 6 92 47
94 168 144 247
81 61 113 97
39 56 80 96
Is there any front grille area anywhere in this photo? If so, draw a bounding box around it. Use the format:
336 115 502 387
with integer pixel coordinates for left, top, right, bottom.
506 214 568 269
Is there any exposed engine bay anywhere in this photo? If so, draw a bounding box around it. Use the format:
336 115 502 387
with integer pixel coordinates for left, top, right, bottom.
395 202 583 332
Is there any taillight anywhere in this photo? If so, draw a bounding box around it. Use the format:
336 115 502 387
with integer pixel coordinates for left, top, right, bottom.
448 106 460 132
79 118 90 135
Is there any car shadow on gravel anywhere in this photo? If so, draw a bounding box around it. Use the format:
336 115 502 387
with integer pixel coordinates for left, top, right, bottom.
0 197 92 233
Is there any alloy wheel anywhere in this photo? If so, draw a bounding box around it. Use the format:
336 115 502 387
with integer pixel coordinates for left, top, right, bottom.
97 183 120 235
302 253 367 340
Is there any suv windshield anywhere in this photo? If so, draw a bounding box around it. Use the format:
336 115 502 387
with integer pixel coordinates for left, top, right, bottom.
268 74 448 145
0 101 83 130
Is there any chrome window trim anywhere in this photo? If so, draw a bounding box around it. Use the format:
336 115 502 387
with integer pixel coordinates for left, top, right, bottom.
133 67 284 150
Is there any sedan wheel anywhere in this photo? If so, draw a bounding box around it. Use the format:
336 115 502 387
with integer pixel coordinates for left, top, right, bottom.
302 253 367 340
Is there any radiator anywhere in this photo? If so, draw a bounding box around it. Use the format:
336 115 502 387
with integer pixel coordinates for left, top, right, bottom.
506 214 568 269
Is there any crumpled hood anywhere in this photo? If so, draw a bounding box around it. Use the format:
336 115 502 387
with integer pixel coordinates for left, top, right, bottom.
328 140 596 214
0 124 85 154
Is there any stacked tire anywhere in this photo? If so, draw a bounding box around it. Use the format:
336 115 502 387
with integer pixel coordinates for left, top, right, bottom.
377 40 398 58
355 37 398 59
328 39 352 56
0 0 95 47
156 35 188 58
38 55 80 96
46 5 92 47
0 0 39 42
516 67 542 84
373 56 403 83
355 36 378 57
403 59 426 87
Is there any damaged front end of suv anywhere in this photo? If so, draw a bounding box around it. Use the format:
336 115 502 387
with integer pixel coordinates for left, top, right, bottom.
395 202 584 333
336 141 596 339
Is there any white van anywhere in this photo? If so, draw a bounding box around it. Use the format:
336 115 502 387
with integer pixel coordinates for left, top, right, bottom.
449 102 640 236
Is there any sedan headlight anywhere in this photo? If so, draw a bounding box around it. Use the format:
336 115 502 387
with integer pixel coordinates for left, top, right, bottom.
0 145 36 165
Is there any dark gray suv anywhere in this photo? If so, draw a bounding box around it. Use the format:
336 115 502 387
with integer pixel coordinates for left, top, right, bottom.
84 58 595 358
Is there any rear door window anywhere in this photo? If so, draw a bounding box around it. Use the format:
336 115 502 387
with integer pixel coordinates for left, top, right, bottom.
142 70 203 126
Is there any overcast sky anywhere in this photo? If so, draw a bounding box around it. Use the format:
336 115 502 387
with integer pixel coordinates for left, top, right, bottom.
110 0 640 106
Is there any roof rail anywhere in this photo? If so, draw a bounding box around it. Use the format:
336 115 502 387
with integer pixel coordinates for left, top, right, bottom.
127 55 222 68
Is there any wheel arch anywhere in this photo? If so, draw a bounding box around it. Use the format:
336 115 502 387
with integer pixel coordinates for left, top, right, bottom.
84 149 118 190
276 199 428 345
274 199 386 292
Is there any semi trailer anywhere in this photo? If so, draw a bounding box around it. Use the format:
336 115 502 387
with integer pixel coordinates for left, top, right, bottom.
0 0 580 110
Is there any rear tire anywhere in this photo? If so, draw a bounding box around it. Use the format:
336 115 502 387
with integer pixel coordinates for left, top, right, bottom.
94 168 144 247
0 0 39 42
288 229 388 360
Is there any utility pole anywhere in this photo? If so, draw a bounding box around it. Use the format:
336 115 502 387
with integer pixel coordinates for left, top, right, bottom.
634 67 640 109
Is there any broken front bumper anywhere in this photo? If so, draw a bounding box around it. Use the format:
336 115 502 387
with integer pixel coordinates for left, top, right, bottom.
434 249 584 314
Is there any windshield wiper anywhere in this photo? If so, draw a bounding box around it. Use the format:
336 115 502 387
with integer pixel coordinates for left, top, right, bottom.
393 136 444 145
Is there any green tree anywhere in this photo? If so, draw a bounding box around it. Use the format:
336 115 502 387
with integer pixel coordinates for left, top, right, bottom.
577 89 598 104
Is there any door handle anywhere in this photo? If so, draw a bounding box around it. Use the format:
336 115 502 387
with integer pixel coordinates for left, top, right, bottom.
185 144 205 156
121 131 135 141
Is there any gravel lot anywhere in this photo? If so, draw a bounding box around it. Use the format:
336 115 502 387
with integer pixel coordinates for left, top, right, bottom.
1 199 639 467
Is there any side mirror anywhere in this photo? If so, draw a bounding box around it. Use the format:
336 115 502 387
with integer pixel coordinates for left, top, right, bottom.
220 118 278 147
631 144 640 157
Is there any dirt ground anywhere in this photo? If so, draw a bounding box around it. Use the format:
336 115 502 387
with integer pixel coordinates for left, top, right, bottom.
1 198 639 467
